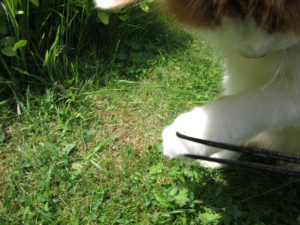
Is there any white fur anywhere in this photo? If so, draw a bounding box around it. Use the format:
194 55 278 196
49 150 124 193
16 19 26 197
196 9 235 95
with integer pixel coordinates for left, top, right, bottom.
94 0 133 9
162 17 300 167
94 0 117 9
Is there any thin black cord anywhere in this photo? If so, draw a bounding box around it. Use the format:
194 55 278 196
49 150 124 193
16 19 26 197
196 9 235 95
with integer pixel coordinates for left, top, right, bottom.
183 153 300 178
176 132 300 163
176 132 300 177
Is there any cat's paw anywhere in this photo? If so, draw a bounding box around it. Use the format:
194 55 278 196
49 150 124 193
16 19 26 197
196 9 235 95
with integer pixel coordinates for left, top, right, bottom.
162 108 219 158
197 151 240 168
162 107 239 168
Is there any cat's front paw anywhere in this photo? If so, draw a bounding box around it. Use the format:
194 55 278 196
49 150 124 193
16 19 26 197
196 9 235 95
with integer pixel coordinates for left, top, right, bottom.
162 107 239 168
162 108 219 159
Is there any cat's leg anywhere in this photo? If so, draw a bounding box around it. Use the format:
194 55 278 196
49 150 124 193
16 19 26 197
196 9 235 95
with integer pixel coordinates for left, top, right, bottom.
162 84 300 168
246 127 300 168
247 127 300 154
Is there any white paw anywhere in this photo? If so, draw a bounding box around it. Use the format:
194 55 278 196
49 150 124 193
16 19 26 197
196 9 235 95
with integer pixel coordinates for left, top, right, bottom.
162 107 240 168
94 0 133 9
162 108 219 158
197 160 224 169
197 151 241 168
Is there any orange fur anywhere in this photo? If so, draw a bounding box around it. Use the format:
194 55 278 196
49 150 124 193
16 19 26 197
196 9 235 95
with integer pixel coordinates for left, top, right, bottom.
162 0 300 33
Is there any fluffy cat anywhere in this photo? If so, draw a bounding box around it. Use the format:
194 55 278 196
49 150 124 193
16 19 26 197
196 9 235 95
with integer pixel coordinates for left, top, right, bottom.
95 0 300 168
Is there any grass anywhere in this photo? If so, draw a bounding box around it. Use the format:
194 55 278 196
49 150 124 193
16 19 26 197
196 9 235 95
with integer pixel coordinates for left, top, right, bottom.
1 6 300 225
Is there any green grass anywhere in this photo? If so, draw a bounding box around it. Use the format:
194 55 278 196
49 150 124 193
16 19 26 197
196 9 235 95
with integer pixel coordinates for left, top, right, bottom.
1 6 300 225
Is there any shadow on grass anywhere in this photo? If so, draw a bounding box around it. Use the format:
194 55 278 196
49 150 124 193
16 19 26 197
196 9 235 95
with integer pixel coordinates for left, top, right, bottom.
80 9 194 84
193 166 300 224
0 8 194 117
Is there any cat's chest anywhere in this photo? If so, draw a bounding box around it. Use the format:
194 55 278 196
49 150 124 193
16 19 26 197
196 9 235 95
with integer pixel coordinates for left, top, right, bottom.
222 55 276 94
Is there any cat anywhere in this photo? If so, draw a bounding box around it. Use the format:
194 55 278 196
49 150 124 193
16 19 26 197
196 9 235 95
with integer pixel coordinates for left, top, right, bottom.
95 0 300 168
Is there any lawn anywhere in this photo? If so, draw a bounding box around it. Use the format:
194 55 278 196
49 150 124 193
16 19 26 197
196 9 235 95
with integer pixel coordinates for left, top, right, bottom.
1 2 300 224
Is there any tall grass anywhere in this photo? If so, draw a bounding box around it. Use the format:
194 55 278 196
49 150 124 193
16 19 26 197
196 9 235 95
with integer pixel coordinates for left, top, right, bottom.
0 0 159 116
0 0 93 106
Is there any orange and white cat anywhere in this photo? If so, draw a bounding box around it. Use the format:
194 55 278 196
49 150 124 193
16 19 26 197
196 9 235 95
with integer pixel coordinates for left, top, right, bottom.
95 0 300 168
